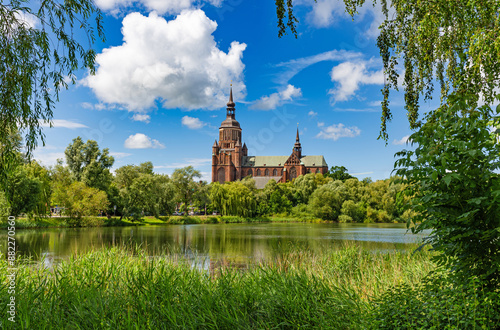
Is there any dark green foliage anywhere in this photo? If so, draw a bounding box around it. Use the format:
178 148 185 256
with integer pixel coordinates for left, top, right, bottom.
370 275 500 329
325 165 354 181
395 94 500 286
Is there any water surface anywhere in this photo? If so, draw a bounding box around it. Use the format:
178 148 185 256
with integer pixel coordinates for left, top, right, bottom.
1 222 428 267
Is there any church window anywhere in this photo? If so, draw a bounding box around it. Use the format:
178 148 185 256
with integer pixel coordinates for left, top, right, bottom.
289 167 297 180
257 169 261 176
273 169 277 176
265 169 269 176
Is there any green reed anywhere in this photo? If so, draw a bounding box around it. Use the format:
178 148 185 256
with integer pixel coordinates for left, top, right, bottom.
1 244 435 329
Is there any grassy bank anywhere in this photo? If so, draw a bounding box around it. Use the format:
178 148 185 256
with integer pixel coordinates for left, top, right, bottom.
0 214 326 230
3 244 497 329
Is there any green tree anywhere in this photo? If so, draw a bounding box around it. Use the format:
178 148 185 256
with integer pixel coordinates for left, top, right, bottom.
395 94 500 286
308 180 347 220
209 181 257 217
0 191 10 220
275 1 500 140
325 166 354 182
51 181 108 218
4 164 41 216
171 166 201 212
0 0 104 160
65 137 114 191
115 163 175 220
24 161 52 216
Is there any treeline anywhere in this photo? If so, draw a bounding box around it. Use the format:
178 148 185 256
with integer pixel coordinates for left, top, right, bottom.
211 174 412 222
0 136 410 223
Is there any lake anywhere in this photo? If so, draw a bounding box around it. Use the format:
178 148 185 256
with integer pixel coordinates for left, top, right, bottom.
1 222 428 267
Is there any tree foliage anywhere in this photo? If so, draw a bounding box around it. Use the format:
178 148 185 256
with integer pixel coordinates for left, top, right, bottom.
0 0 104 159
171 166 201 211
52 181 108 218
65 137 114 191
395 94 500 285
275 0 500 140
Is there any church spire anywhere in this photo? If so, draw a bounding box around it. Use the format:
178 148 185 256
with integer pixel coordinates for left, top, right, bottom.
293 124 302 158
226 86 235 118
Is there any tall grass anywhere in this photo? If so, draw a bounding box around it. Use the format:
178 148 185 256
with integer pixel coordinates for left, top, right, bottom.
0 244 436 329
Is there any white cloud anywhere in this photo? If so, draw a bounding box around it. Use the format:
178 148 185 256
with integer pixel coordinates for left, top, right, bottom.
329 59 384 103
124 133 165 149
317 122 325 127
181 116 206 129
32 150 65 167
84 10 246 112
251 84 302 110
109 152 132 158
297 0 389 38
40 119 88 129
308 110 318 117
316 123 361 141
95 0 222 15
393 135 410 145
275 49 363 85
132 114 151 123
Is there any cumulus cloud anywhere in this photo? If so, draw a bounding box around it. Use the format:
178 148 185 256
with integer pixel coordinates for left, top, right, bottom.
181 116 206 129
251 84 302 110
132 114 151 123
84 10 246 112
124 133 165 149
95 0 223 15
316 123 361 141
393 135 410 145
329 59 384 103
40 119 88 129
308 110 318 117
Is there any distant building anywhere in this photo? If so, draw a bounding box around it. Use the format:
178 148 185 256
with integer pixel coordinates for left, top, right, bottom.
211 88 328 188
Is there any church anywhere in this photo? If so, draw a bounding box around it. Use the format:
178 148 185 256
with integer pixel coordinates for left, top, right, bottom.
211 88 329 188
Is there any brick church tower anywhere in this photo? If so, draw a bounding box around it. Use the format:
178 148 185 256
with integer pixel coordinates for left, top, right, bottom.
211 88 247 183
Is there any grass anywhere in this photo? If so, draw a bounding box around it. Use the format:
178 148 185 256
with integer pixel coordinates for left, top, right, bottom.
0 244 437 329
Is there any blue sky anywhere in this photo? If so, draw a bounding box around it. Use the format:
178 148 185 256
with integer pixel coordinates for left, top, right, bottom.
33 0 436 181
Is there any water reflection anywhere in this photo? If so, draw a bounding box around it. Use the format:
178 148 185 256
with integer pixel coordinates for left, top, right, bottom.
0 223 428 266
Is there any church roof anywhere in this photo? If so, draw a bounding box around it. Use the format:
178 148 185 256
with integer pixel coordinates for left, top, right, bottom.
252 176 282 189
242 155 327 167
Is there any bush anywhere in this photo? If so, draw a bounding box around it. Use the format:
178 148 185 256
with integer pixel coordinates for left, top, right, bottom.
370 275 500 329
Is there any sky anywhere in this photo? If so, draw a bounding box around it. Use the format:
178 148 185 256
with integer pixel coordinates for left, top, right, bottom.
33 0 438 182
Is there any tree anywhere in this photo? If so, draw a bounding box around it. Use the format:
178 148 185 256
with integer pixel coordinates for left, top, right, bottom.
0 0 104 160
4 164 41 216
275 1 500 140
51 181 108 218
308 181 347 220
395 94 500 286
114 163 175 220
65 137 114 191
209 181 257 217
325 166 354 182
171 166 201 212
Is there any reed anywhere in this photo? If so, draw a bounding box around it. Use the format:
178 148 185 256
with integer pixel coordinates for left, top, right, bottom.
0 244 476 329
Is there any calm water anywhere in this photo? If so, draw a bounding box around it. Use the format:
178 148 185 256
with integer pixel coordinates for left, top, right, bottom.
1 223 428 266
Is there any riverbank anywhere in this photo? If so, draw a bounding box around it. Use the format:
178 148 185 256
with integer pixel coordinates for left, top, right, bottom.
0 214 326 230
1 245 497 328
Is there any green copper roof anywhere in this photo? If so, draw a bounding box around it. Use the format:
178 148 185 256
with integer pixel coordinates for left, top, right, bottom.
300 155 328 167
242 155 327 167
